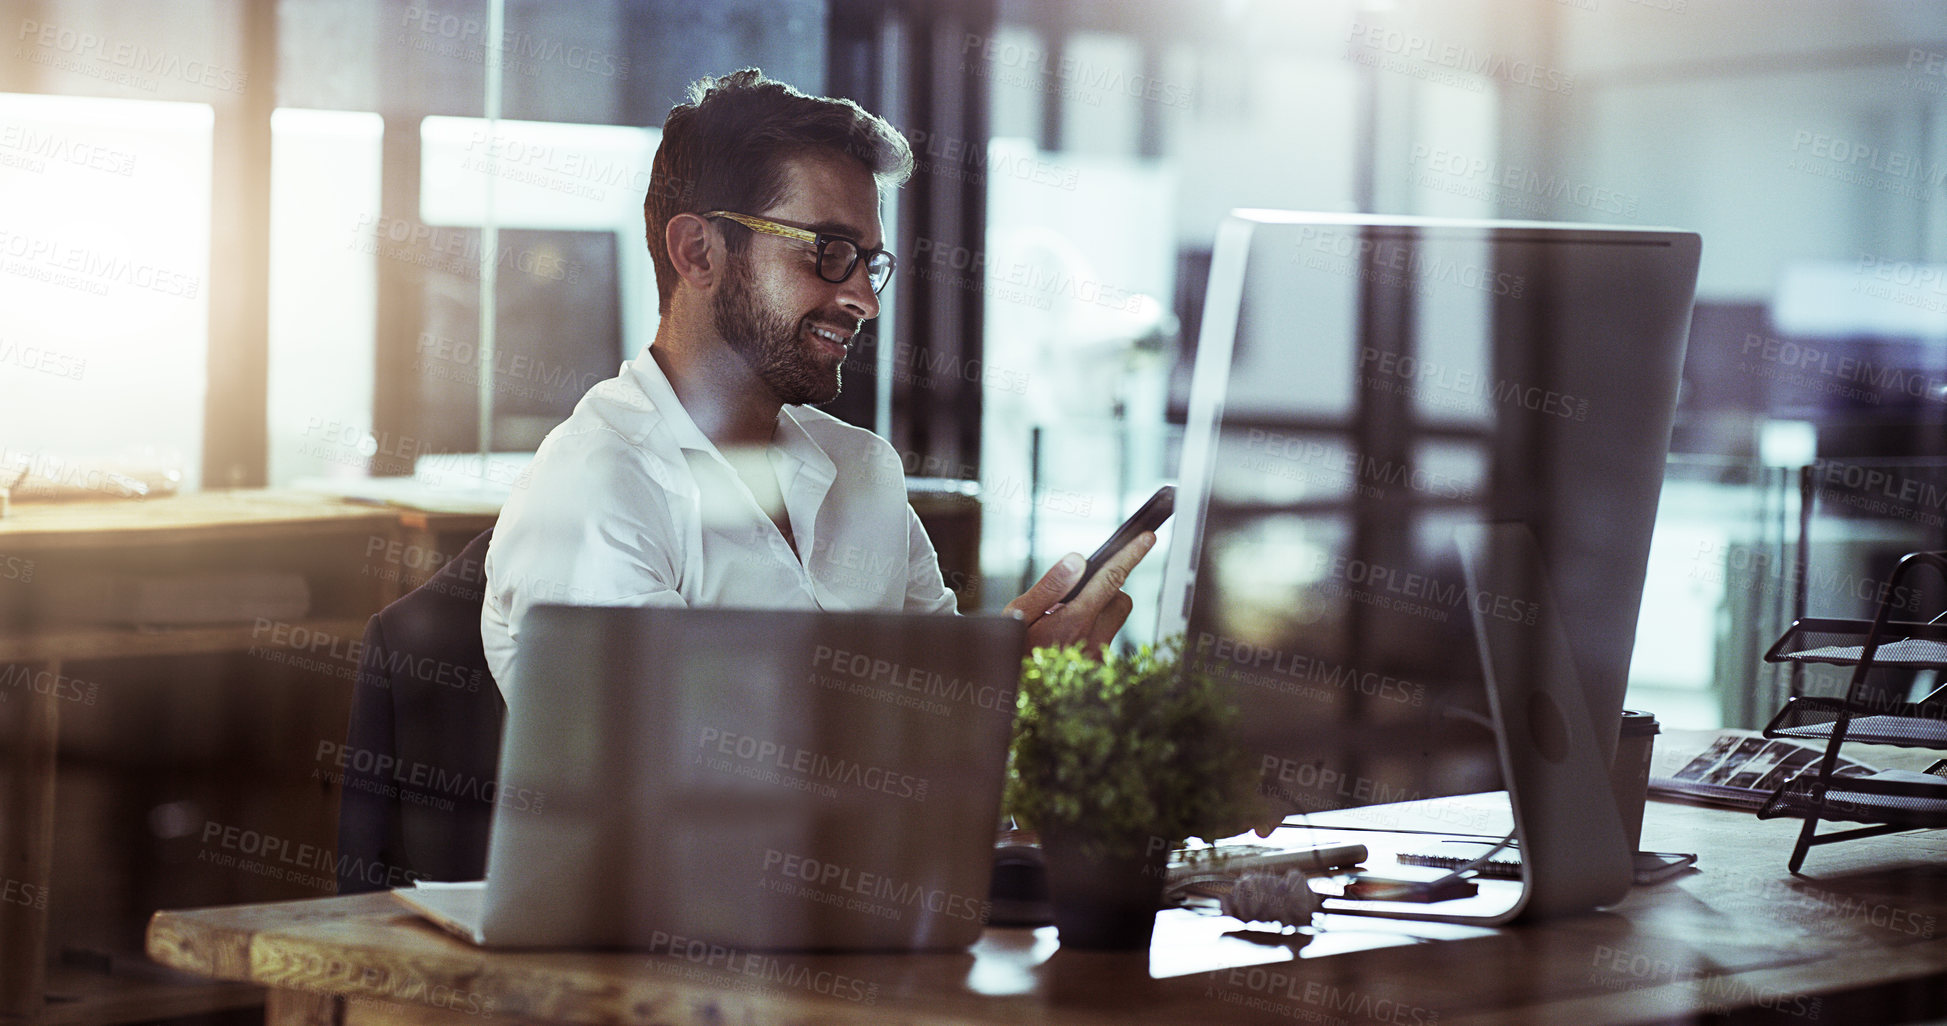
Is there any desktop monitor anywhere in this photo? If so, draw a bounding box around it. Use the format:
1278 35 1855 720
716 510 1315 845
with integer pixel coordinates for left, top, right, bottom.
417 227 624 454
1158 211 1701 828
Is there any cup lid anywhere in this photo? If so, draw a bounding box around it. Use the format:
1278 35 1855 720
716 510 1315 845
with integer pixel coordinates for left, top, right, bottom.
1620 709 1661 736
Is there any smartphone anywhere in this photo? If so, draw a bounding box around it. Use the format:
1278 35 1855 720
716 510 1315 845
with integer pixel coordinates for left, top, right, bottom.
1058 484 1175 605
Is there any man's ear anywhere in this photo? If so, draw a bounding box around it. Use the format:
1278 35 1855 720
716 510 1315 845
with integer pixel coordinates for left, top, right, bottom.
665 212 722 291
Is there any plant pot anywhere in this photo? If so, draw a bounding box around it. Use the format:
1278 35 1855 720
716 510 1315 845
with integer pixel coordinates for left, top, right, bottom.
1040 831 1168 950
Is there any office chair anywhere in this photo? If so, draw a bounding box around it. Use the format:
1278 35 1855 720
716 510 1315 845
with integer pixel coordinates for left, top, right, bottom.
336 528 505 894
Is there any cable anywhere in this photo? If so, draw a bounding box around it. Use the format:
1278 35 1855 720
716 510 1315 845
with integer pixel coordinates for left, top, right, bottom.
1422 830 1517 890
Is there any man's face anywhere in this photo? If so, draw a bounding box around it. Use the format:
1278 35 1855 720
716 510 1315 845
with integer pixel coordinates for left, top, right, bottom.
711 151 885 406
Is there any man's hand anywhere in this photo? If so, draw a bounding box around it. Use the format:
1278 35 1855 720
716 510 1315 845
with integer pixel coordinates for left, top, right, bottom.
1003 531 1156 652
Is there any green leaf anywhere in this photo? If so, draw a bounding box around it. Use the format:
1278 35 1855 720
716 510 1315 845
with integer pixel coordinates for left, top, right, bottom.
1004 635 1253 860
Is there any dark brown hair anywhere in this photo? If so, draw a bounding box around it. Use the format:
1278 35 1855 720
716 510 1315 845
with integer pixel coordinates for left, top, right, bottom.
644 68 913 314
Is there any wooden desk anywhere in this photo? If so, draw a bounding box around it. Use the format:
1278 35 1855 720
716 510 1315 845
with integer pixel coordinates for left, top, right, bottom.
0 491 495 1024
146 799 1947 1025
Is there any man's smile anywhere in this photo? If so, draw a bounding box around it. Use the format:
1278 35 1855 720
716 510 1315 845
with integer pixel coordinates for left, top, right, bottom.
806 321 856 358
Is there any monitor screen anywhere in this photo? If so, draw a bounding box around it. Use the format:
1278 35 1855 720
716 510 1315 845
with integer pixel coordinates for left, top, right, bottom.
1158 211 1700 822
416 227 624 454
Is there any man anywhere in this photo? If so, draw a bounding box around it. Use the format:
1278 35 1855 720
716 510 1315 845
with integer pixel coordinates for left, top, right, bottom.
482 69 1151 690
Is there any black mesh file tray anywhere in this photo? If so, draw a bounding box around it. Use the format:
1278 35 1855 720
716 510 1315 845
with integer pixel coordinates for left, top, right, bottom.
1763 617 1947 669
1764 698 1947 748
1753 551 1947 873
1759 773 1947 830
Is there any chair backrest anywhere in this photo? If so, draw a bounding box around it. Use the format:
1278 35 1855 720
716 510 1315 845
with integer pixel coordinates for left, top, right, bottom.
336 527 504 894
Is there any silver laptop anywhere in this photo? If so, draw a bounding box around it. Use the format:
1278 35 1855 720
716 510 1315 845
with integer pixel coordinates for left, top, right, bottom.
396 606 1025 950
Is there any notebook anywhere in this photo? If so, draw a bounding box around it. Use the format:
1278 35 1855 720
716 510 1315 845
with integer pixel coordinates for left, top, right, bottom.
395 605 1026 950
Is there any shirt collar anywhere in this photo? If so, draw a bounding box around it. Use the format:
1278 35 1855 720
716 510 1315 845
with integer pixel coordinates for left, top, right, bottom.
630 344 838 483
629 344 720 457
774 405 837 483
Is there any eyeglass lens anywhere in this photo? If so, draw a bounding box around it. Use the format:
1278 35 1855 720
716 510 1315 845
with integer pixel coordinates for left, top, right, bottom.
816 238 894 293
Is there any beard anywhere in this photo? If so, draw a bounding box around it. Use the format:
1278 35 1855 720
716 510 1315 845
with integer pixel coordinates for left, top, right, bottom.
711 252 846 406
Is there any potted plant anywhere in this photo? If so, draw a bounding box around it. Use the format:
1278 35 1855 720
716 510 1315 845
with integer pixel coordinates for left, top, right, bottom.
1005 637 1257 950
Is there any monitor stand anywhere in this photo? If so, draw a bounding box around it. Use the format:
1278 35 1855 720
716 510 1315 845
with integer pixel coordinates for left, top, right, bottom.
1320 522 1632 925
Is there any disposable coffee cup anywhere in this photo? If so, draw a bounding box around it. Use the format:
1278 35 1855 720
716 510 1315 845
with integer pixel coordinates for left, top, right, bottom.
1610 710 1659 854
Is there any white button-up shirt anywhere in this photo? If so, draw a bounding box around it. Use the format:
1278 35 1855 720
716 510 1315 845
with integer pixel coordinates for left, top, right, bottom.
481 345 957 694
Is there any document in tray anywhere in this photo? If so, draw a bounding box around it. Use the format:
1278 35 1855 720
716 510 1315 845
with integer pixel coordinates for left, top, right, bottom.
1649 728 1877 810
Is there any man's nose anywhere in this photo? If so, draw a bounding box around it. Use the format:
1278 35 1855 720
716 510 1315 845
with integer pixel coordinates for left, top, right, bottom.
836 265 880 320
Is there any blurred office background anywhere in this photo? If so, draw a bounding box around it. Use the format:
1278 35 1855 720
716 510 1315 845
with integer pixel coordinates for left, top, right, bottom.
8 0 1945 730
2 0 1946 1012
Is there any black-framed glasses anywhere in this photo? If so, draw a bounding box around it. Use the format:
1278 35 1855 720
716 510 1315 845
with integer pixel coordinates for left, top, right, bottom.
705 210 897 294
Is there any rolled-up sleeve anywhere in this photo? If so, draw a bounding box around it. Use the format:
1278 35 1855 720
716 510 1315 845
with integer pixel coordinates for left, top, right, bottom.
903 504 960 614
